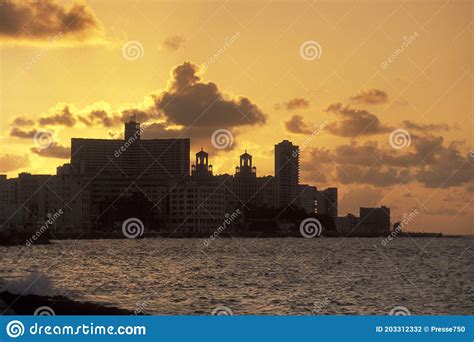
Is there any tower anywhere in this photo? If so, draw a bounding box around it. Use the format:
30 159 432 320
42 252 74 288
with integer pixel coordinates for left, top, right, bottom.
191 148 212 176
275 140 299 208
236 150 255 175
124 119 140 141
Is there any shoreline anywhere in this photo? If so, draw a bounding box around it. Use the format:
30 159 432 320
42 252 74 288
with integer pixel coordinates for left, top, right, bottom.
1 231 463 247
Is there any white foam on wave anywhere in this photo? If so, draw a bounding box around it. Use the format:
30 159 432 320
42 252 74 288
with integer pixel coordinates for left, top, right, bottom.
1 272 56 296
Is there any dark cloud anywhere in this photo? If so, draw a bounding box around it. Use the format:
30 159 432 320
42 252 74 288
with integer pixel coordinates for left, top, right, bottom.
414 140 473 188
39 106 76 127
9 62 265 152
284 115 313 134
277 98 310 111
307 135 473 188
141 122 239 152
325 102 392 137
11 117 34 126
10 127 39 139
402 120 450 132
140 122 186 139
78 110 116 127
77 108 158 128
350 89 388 105
30 143 69 159
0 0 103 42
162 35 184 51
154 62 267 128
0 154 30 172
337 164 411 186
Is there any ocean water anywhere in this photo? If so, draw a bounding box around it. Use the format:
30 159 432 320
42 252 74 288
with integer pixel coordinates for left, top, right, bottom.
1 237 473 315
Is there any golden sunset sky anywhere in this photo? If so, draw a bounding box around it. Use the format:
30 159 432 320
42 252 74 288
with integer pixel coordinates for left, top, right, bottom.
0 0 472 234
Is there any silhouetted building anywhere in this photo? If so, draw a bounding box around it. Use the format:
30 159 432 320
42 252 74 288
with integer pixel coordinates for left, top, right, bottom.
71 120 190 179
359 206 391 235
315 187 338 218
0 173 51 231
191 148 213 178
275 140 299 208
297 184 317 214
1 131 346 235
233 151 257 206
336 214 359 236
169 181 226 233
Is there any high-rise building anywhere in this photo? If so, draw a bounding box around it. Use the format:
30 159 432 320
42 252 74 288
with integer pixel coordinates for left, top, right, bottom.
359 206 391 236
297 184 317 214
315 187 338 218
71 120 190 179
274 140 299 208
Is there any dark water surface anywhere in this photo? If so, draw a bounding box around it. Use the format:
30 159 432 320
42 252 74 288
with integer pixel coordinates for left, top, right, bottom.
1 237 472 315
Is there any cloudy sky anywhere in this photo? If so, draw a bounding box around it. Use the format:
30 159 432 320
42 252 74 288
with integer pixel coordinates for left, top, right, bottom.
0 0 472 234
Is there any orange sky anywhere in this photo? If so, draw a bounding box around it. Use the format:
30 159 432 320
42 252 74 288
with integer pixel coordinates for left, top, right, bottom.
0 0 472 234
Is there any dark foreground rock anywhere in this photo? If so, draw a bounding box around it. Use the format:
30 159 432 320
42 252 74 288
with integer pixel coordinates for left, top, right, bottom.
0 292 136 315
